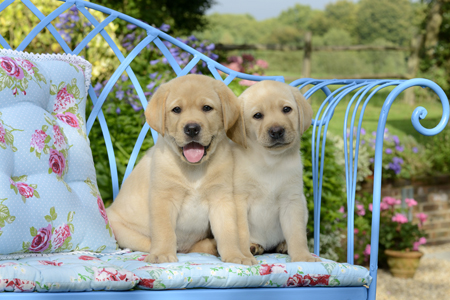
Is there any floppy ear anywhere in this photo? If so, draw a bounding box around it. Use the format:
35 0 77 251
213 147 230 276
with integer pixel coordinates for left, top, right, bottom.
214 81 246 147
227 101 247 148
289 86 313 135
145 83 169 136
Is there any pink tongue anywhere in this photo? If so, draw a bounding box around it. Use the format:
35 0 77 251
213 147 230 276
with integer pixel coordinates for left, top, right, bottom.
183 142 205 163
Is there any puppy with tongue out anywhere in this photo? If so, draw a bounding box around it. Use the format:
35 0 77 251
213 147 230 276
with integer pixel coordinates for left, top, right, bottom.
106 74 255 265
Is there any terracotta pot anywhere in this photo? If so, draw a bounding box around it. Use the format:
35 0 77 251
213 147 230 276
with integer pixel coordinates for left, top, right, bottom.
384 249 423 278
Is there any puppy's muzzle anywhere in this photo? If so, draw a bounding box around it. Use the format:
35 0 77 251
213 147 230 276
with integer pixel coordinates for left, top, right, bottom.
184 123 201 138
268 126 285 140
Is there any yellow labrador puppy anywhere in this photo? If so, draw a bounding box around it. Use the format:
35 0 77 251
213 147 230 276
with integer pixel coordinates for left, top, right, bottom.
229 80 321 262
106 74 254 265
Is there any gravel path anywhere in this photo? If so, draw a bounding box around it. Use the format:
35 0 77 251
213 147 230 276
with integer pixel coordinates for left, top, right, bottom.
376 243 450 300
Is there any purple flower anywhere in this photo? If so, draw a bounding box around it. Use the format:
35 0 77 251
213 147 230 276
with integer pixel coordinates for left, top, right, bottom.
94 82 102 91
360 128 366 135
369 158 374 163
149 72 158 79
127 24 137 30
392 135 400 145
189 35 197 41
150 59 159 65
206 43 215 51
412 147 418 153
384 128 389 133
392 157 404 164
116 108 121 114
121 74 128 82
395 145 404 152
69 15 79 22
210 53 219 60
361 140 366 144
385 148 392 154
162 57 168 64
146 82 156 90
372 131 376 136
160 23 170 32
116 90 124 100
388 162 401 174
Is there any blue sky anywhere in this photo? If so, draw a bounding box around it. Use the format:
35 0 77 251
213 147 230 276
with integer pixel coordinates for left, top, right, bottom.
206 0 358 20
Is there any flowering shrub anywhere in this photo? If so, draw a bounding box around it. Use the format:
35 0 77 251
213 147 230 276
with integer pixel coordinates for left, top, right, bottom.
222 54 269 86
339 194 427 265
378 196 427 252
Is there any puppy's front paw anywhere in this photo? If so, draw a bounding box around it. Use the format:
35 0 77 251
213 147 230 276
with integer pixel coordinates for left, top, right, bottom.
250 243 265 255
275 241 288 254
222 254 257 266
290 252 321 262
145 252 178 264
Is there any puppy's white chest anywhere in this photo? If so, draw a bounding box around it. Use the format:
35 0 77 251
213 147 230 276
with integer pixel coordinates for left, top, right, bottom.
175 188 210 252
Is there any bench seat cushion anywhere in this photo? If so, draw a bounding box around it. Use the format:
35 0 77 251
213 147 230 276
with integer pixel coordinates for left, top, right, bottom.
0 251 372 292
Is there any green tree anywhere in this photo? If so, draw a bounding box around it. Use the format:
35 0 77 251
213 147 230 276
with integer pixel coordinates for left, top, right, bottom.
94 0 215 35
324 0 358 37
356 0 413 45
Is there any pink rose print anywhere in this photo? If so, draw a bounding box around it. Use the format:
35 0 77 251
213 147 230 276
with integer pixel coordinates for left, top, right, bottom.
0 122 5 145
30 129 47 153
93 267 138 282
285 274 331 287
52 125 66 151
1 278 35 292
0 56 24 80
38 260 63 266
56 112 79 128
16 182 34 198
259 263 287 275
139 278 155 289
29 224 52 252
52 224 71 249
97 196 109 225
15 58 35 75
9 178 16 187
78 255 100 261
137 255 148 261
53 87 75 113
0 262 18 268
49 148 66 177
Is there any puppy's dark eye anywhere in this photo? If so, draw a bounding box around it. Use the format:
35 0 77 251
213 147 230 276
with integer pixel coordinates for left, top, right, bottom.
253 112 263 119
283 106 292 113
172 106 181 114
202 105 213 112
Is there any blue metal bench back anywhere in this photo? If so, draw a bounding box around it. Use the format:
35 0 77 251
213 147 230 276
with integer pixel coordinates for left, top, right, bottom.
1 2 449 300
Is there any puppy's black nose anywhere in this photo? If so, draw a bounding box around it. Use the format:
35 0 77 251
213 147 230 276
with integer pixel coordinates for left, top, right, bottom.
268 126 285 139
184 123 201 137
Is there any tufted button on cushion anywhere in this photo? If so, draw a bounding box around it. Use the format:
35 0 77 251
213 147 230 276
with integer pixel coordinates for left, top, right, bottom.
0 49 118 257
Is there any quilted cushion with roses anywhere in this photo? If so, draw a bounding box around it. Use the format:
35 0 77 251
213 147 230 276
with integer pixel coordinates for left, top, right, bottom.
0 252 371 292
0 49 117 257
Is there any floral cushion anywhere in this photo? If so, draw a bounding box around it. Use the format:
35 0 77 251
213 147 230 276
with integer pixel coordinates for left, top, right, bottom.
0 252 370 292
103 252 372 290
0 49 117 256
0 254 139 292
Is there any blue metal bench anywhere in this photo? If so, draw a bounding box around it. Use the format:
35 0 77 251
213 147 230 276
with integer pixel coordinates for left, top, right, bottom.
1 0 449 299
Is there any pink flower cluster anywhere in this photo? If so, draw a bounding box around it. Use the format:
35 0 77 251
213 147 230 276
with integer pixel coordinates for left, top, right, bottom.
392 213 408 224
416 212 427 228
52 125 66 151
413 237 427 251
0 122 5 145
53 86 75 113
30 129 47 153
52 224 71 249
15 58 35 75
